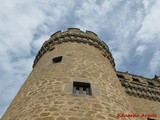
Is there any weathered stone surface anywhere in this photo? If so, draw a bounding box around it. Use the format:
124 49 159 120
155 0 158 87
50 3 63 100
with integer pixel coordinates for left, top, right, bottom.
57 116 66 120
35 117 54 120
2 28 159 120
117 71 160 102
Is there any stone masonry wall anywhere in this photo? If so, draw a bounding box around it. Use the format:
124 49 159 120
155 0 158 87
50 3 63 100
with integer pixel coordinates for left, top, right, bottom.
2 41 136 120
117 71 160 120
127 96 160 120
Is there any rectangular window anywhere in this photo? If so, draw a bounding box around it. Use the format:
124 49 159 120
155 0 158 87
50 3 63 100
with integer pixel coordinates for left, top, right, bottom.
73 82 92 95
52 56 62 63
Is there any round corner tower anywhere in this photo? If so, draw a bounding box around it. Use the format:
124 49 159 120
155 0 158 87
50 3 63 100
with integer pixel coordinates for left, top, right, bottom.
2 28 135 120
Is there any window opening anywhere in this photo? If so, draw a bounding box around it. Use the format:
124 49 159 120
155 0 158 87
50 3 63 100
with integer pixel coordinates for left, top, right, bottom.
117 74 124 79
132 77 139 82
73 82 91 95
148 82 154 86
52 56 62 63
147 118 156 120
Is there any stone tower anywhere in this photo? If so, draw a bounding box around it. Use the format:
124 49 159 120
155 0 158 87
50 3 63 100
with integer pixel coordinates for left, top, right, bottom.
1 28 136 120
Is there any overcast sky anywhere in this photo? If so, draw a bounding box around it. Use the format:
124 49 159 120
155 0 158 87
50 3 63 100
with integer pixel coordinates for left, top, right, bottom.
0 0 160 117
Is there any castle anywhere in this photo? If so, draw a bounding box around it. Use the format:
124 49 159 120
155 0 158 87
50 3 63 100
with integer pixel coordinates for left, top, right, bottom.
1 28 160 120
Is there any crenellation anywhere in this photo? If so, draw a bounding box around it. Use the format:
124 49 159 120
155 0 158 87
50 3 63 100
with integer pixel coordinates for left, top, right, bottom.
67 28 81 32
33 28 115 68
86 30 98 38
50 30 61 38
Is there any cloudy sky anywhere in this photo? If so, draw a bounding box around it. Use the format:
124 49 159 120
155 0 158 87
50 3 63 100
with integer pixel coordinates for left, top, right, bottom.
0 0 160 117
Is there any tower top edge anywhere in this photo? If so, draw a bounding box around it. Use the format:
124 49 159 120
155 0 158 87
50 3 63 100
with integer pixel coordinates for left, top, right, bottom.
50 28 98 39
33 28 115 68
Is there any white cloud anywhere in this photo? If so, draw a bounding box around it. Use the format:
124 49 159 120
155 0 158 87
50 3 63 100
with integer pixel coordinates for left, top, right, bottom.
143 0 156 10
137 0 160 42
133 0 160 77
75 0 124 33
0 0 46 117
149 50 160 74
136 45 147 55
